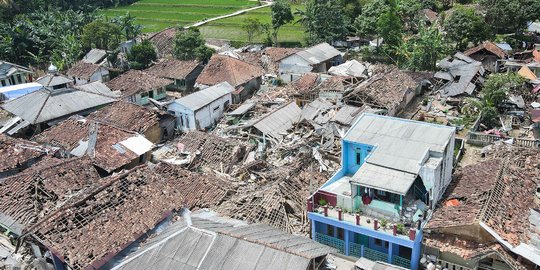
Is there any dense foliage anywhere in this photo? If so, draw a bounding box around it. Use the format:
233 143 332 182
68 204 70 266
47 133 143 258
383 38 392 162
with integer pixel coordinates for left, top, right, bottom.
173 28 214 62
128 40 157 70
270 0 294 46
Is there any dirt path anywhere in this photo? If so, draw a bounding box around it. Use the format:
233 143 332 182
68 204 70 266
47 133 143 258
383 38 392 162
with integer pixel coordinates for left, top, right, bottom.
185 1 272 29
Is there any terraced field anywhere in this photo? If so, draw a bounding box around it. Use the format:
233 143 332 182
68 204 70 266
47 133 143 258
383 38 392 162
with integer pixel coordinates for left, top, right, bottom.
101 0 257 32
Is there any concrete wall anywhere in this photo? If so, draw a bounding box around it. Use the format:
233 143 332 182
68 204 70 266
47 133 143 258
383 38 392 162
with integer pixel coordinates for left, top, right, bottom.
143 123 162 144
130 87 167 106
0 72 30 87
168 93 232 132
342 140 374 175
73 68 109 85
234 77 261 104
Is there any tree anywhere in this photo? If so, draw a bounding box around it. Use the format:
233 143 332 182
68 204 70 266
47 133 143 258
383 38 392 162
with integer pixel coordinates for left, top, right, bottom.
242 18 262 43
271 0 294 46
397 22 447 71
377 0 402 55
480 0 540 36
354 0 387 39
110 12 142 40
127 39 156 69
173 28 214 62
81 19 123 50
298 0 349 45
443 5 491 50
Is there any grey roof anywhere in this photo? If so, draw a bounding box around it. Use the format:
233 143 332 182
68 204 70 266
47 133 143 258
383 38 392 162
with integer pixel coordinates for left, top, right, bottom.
0 61 32 80
351 163 417 195
74 81 119 98
1 87 117 124
35 73 73 88
332 105 365 126
344 113 454 175
0 213 24 235
328 60 367 77
172 82 234 111
528 21 540 33
229 102 256 116
82 49 107 64
113 217 335 270
251 102 302 140
295 43 341 65
436 52 485 97
301 99 333 121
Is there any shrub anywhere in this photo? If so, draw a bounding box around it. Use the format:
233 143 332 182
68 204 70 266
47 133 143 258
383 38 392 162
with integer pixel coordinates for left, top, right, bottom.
318 198 327 206
380 218 388 228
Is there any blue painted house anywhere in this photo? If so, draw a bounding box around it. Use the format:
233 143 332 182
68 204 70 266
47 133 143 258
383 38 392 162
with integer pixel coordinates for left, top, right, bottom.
307 114 455 269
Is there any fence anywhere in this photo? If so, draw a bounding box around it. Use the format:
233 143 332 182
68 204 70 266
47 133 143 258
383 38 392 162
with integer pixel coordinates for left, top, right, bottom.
466 132 540 148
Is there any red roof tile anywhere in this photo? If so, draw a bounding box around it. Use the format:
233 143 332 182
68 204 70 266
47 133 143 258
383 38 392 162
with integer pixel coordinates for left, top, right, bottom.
196 55 264 87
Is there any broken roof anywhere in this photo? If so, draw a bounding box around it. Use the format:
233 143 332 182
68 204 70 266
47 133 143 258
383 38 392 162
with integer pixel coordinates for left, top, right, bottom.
293 73 321 94
196 55 264 87
34 116 153 172
294 43 341 65
172 81 233 111
113 215 336 270
328 60 368 77
435 52 485 96
144 59 200 80
464 41 507 59
148 27 176 58
345 114 455 175
29 163 232 270
67 61 103 80
1 87 117 124
0 135 53 174
106 70 172 98
0 157 101 235
82 49 107 64
250 102 302 140
88 101 160 133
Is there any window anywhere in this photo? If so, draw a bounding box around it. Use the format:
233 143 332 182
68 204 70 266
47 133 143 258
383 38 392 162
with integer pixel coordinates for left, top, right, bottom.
128 95 136 103
141 92 149 98
337 228 344 240
224 100 230 108
374 239 389 249
355 150 362 165
327 225 334 237
1 80 5 87
178 79 186 86
16 74 22 84
157 88 165 95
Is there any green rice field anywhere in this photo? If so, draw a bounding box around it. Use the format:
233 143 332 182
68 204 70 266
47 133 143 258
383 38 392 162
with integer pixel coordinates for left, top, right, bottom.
101 0 305 44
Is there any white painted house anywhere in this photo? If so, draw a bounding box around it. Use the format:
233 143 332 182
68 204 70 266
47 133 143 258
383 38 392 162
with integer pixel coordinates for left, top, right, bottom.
278 43 343 82
167 82 234 132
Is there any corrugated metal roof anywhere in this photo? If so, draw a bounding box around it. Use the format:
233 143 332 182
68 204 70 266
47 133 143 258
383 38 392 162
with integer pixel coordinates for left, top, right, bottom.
0 61 32 79
112 216 335 270
252 102 302 140
82 49 107 64
229 102 256 116
35 74 73 88
332 105 365 126
74 81 119 97
351 163 416 195
344 114 454 174
172 82 234 111
328 60 367 77
296 43 341 65
1 88 117 124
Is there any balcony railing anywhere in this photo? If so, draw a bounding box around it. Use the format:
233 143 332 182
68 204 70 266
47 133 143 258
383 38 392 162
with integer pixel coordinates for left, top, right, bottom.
314 232 345 254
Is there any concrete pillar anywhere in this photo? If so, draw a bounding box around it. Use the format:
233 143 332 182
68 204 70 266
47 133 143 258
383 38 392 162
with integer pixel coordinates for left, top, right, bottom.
323 206 328 217
387 242 393 264
409 229 416 240
355 214 360 225
393 224 397 236
411 230 423 270
374 219 379 230
311 220 316 240
338 208 343 220
344 229 350 256
361 244 365 257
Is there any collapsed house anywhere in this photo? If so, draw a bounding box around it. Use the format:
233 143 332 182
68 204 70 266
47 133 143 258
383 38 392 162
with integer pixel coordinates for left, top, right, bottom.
0 135 55 178
111 212 337 270
328 60 369 78
24 163 233 270
0 157 101 239
344 66 420 116
279 42 343 82
33 116 154 174
243 101 302 143
464 41 508 72
196 55 264 104
144 59 203 92
88 101 175 143
435 52 486 97
167 82 234 131
423 145 540 270
106 70 172 106
67 60 110 85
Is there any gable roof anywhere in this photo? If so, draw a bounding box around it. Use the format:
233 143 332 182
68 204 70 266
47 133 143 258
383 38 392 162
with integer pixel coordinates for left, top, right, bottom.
263 47 300 62
464 41 507 59
196 55 264 87
144 59 200 80
34 116 153 172
294 43 341 65
0 157 101 235
172 81 233 111
106 70 172 98
87 101 160 133
28 163 233 270
113 215 336 270
67 61 103 80
1 87 117 124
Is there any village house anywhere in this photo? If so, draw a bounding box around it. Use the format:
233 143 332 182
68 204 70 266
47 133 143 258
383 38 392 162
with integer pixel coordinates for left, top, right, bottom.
434 52 486 97
278 42 343 82
196 55 264 103
0 157 101 241
88 101 175 143
106 70 172 106
423 146 540 270
0 61 33 87
307 113 455 270
148 27 177 58
82 48 108 65
67 60 110 85
0 82 117 136
464 41 508 72
167 82 234 132
111 211 337 270
259 47 300 75
0 135 55 178
145 59 203 92
33 116 154 174
35 65 73 90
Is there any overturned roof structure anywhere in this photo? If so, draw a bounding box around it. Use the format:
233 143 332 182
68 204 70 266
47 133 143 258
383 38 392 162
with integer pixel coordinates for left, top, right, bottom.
435 52 485 96
112 215 336 270
249 102 302 141
328 60 368 77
